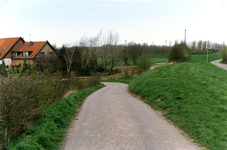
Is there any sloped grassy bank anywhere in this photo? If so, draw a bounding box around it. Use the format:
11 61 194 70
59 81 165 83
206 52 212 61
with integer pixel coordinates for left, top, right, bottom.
129 54 227 150
7 84 104 150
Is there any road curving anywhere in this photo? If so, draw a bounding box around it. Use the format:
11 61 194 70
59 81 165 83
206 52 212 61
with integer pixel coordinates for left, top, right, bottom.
60 82 202 150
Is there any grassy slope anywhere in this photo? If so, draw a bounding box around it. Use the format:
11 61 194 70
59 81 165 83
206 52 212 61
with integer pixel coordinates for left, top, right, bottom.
129 54 227 150
8 84 105 150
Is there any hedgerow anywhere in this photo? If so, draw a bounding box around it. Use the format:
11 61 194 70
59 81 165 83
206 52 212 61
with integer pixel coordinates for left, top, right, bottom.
7 84 104 150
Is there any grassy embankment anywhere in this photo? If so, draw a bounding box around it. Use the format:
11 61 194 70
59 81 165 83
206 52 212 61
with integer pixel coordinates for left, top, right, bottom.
8 84 104 150
129 54 227 150
105 54 225 149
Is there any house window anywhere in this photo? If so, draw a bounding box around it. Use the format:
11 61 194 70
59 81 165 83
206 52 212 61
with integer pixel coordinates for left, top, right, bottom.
23 52 29 57
38 52 44 57
49 52 53 57
12 52 18 57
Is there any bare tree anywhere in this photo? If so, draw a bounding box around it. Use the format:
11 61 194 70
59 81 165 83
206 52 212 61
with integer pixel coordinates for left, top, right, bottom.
79 37 98 70
207 41 211 49
127 43 143 65
63 46 76 74
197 40 202 51
191 41 196 51
202 41 207 50
96 30 122 72
212 42 217 50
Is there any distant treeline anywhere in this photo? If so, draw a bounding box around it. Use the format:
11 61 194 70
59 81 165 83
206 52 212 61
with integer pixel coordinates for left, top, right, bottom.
52 30 224 75
187 40 223 54
54 40 223 75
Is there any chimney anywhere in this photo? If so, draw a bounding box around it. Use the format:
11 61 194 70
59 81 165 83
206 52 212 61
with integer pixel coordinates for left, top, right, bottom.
30 41 33 46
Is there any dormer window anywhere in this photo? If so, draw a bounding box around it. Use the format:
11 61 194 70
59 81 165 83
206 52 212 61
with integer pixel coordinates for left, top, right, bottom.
12 52 18 57
23 52 29 57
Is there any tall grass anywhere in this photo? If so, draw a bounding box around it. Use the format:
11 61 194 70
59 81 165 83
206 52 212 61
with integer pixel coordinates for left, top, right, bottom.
7 84 104 150
129 54 226 149
0 72 101 149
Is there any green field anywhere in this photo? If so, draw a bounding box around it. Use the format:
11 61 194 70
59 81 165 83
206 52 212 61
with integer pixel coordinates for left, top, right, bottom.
150 54 168 63
98 54 168 67
129 54 227 149
110 54 168 73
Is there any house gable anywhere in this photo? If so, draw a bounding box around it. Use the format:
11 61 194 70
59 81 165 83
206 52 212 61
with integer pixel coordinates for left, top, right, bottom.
12 41 47 59
0 37 25 59
11 40 59 67
38 42 58 58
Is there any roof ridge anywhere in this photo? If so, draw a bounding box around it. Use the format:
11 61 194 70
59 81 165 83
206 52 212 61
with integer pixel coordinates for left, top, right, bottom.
0 37 21 40
25 41 47 43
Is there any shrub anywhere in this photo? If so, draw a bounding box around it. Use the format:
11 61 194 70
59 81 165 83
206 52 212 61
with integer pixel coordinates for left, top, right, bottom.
219 46 227 63
0 71 101 148
168 43 191 62
8 84 104 150
136 55 152 71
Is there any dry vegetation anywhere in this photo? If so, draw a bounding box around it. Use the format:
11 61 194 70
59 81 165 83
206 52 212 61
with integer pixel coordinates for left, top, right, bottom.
0 71 100 149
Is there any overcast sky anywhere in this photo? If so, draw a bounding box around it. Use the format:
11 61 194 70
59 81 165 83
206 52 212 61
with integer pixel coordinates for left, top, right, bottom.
0 0 227 47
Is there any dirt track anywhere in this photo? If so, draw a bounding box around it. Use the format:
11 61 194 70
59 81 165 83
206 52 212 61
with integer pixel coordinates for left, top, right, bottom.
60 82 202 150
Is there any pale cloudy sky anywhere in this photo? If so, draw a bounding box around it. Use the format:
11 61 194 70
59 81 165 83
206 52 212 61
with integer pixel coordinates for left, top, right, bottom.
0 0 227 47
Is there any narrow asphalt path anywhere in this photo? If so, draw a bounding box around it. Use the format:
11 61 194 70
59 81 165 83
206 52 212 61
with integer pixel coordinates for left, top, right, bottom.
211 59 227 70
61 82 201 150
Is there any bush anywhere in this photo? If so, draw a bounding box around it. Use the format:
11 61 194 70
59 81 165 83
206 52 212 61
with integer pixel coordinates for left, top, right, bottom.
136 55 152 71
219 46 227 63
0 71 101 148
168 43 191 62
8 84 105 150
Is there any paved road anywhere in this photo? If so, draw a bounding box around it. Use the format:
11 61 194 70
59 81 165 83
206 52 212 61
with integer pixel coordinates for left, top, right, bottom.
61 82 201 150
211 59 227 70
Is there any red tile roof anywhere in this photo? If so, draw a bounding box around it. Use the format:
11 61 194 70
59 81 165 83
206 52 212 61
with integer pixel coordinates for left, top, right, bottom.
0 37 21 58
12 41 47 59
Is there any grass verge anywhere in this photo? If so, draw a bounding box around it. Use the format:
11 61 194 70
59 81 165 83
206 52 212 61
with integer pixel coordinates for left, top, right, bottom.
7 84 105 150
129 54 227 150
102 76 135 84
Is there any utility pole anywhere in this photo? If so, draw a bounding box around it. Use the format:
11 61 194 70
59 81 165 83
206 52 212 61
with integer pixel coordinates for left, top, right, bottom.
184 29 186 44
207 40 209 62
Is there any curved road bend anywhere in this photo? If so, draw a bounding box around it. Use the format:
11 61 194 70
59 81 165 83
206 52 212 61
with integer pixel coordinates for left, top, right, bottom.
211 59 227 70
61 82 201 150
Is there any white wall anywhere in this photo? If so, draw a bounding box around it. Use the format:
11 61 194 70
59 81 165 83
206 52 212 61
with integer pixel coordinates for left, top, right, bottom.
2 58 12 68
